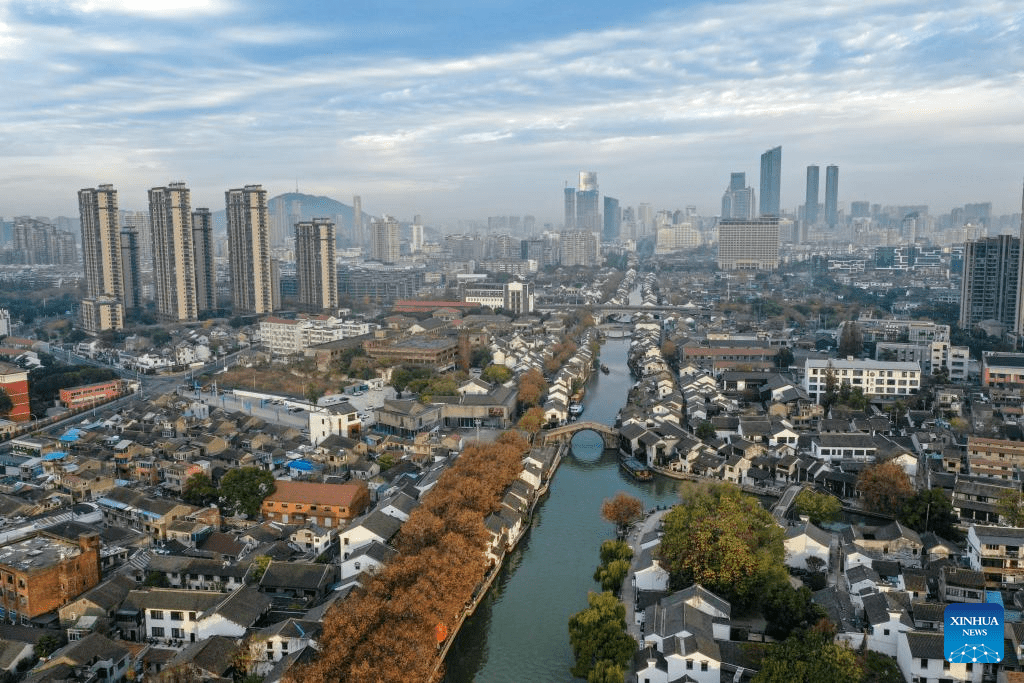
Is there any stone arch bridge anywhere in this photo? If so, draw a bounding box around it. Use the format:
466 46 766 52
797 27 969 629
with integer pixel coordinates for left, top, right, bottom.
539 421 619 448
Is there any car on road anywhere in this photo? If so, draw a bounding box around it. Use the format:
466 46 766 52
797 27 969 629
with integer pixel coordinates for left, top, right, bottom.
288 406 304 413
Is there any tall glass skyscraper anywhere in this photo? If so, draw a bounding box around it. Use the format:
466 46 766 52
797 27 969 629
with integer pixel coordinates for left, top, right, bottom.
759 146 782 217
825 165 839 227
603 196 620 241
805 165 819 225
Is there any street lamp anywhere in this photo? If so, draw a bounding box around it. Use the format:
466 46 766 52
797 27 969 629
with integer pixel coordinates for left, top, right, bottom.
475 418 482 443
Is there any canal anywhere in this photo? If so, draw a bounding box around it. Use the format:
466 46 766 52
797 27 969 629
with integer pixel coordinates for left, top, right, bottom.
443 336 686 682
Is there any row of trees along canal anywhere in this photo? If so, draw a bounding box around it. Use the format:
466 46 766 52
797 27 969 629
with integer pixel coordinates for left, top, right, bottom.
569 482 904 683
289 431 530 683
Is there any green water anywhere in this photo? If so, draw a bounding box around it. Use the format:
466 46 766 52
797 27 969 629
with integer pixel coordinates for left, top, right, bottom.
443 337 685 682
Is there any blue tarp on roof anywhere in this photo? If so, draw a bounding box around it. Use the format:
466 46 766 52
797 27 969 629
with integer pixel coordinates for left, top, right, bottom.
288 460 315 472
42 452 67 461
59 428 83 442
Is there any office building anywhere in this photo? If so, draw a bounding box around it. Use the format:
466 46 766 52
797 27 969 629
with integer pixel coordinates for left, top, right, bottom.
825 165 839 227
576 171 600 231
192 208 215 314
226 185 275 314
759 146 781 217
959 235 1019 332
295 218 338 312
149 183 198 322
119 229 141 312
79 184 124 332
803 359 921 404
370 215 400 264
721 172 756 220
603 196 620 241
804 166 820 225
563 186 576 230
716 217 780 271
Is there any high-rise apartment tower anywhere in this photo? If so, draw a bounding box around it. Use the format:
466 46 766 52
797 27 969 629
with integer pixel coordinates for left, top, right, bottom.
226 185 275 314
78 184 124 332
295 218 338 312
149 183 198 322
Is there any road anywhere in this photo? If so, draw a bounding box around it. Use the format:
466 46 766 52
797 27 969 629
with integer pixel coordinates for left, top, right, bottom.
622 508 670 642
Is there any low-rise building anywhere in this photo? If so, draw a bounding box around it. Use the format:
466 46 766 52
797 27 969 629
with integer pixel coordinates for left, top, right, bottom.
0 532 102 624
803 358 921 404
261 481 370 528
968 524 1024 587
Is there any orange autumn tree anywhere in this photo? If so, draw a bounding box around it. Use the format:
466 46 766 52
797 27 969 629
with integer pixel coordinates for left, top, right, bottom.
291 435 526 683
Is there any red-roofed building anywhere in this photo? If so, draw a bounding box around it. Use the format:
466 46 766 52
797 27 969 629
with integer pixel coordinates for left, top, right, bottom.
0 361 29 422
391 300 478 314
261 481 370 528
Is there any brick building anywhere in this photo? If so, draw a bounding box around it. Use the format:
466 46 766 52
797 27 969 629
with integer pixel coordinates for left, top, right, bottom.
261 481 370 528
0 361 29 422
58 379 126 410
0 532 101 624
364 335 459 369
966 436 1024 481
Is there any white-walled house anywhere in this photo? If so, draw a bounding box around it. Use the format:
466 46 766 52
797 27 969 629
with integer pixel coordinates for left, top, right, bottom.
896 631 984 683
784 522 832 571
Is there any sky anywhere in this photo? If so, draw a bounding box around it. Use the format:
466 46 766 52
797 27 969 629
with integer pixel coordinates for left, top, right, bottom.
1 0 1023 226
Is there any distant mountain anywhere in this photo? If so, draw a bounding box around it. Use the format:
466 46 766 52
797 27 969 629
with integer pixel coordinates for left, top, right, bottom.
211 192 375 244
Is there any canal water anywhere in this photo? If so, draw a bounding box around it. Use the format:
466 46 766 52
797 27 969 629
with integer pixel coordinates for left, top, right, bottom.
444 336 686 682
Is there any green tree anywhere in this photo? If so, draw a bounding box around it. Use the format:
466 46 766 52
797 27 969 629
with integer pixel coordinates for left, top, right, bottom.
144 570 170 587
763 584 827 640
481 364 513 384
794 489 842 525
775 347 795 369
899 488 962 540
248 555 272 582
182 472 218 507
695 420 716 440
996 486 1024 526
376 452 396 471
753 625 861 683
599 539 634 565
857 461 913 514
34 633 64 659
305 384 325 403
470 346 493 368
220 467 276 517
857 649 904 683
594 559 631 593
587 659 624 683
568 591 636 679
0 387 12 417
658 482 786 611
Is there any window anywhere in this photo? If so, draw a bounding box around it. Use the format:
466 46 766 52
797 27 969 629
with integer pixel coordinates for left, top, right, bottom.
920 658 928 669
188 612 196 620
152 626 165 637
150 610 164 620
171 628 184 639
700 661 708 672
170 611 183 621
686 660 693 670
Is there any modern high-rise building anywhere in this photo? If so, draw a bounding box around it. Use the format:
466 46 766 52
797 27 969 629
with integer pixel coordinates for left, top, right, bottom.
603 196 621 241
192 208 215 314
149 183 198 322
119 229 141 312
352 195 363 248
411 219 424 253
851 201 871 219
717 217 780 271
576 172 600 231
759 146 782 217
805 165 820 225
79 184 124 332
825 165 839 228
370 215 400 264
226 185 275 314
960 234 1019 331
295 218 338 312
1016 182 1024 338
559 230 598 267
563 186 575 230
721 172 756 220
120 210 153 272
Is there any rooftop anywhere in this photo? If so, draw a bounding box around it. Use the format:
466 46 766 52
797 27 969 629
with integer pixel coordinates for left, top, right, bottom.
0 534 82 571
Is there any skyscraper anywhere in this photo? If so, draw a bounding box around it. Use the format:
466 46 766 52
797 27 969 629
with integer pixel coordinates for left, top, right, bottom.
295 218 338 312
717 217 780 271
78 184 124 332
119 229 140 312
192 208 215 314
721 172 756 220
560 230 598 267
410 220 424 253
226 185 274 314
352 195 363 248
149 183 198 322
576 172 600 231
370 215 400 264
805 165 820 225
759 146 782 217
825 165 839 228
961 234 1019 331
603 196 621 241
1016 181 1024 338
563 185 576 230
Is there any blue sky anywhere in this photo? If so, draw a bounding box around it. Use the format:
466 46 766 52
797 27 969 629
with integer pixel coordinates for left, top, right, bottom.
1 0 1023 225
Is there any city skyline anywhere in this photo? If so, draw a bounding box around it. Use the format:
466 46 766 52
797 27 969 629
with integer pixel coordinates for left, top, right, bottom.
1 1 1023 222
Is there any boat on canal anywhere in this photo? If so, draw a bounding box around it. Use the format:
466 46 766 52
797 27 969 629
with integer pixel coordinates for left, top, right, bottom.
619 456 653 481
